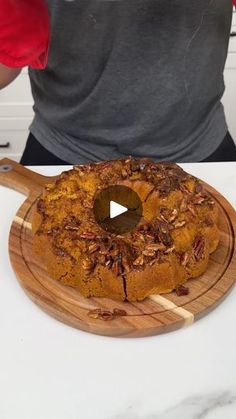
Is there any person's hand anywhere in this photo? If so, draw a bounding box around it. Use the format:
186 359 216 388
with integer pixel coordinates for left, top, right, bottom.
0 0 50 69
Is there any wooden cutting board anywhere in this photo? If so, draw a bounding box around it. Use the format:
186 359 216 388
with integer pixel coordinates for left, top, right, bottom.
0 157 236 338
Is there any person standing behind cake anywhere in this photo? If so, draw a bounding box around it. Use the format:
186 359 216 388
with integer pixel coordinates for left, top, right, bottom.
1 0 236 164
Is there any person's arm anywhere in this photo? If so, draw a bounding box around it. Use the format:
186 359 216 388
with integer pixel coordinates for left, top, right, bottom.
0 63 22 90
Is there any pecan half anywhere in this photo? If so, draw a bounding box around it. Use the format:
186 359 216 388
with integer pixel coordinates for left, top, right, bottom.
193 235 205 261
175 285 189 296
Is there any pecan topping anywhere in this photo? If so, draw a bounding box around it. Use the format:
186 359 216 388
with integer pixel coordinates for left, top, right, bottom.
193 235 205 261
121 168 128 178
53 246 67 257
88 243 100 253
79 231 97 240
133 254 144 266
180 252 191 266
175 285 189 296
194 195 206 205
122 256 132 273
112 259 121 276
207 199 215 206
113 308 127 316
180 198 188 212
88 308 127 321
82 258 95 272
173 220 186 228
105 258 113 269
195 183 203 193
130 159 140 172
187 203 197 217
139 162 146 171
168 208 178 222
83 200 94 209
142 249 156 257
145 243 166 252
164 245 175 254
65 225 80 231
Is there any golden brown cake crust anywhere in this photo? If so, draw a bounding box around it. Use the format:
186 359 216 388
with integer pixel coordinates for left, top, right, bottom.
32 157 220 301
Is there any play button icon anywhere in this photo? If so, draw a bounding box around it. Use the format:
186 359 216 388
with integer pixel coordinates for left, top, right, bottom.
93 185 143 234
110 201 127 218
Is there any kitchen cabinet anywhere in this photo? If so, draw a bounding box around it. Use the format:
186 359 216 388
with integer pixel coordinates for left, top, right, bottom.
0 10 236 162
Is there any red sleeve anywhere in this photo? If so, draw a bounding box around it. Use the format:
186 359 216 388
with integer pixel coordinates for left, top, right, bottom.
0 0 50 69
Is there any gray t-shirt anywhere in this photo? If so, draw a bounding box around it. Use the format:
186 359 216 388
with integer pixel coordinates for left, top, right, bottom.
29 0 233 163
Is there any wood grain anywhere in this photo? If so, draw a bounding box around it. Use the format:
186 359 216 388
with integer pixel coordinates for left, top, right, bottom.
1 158 236 338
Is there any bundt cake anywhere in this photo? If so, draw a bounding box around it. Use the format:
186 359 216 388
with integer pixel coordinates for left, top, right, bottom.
32 157 220 301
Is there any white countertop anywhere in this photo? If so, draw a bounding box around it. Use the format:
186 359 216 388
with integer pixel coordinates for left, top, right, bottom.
0 163 236 419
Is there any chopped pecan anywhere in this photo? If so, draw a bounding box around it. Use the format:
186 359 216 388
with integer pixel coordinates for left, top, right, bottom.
142 249 156 257
193 235 205 261
159 213 168 223
180 252 191 266
88 308 127 321
122 256 132 273
164 245 175 254
175 285 189 296
169 208 178 222
146 243 166 251
194 196 206 205
187 203 197 217
133 254 144 266
83 200 94 209
173 220 186 228
130 159 140 172
112 260 120 276
82 258 95 271
53 246 67 257
88 309 114 321
88 243 100 253
110 248 120 257
180 198 188 212
180 184 191 195
207 199 215 206
160 230 173 247
145 233 155 242
195 183 203 193
105 258 113 269
65 225 80 231
139 162 146 171
79 231 97 240
121 168 128 178
113 308 127 317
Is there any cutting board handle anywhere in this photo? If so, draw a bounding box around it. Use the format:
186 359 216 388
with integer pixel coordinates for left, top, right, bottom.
0 158 56 196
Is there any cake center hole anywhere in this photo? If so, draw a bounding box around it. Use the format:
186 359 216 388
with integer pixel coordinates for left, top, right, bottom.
93 185 143 234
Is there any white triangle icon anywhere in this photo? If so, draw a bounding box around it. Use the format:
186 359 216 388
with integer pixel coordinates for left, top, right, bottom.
110 201 127 219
